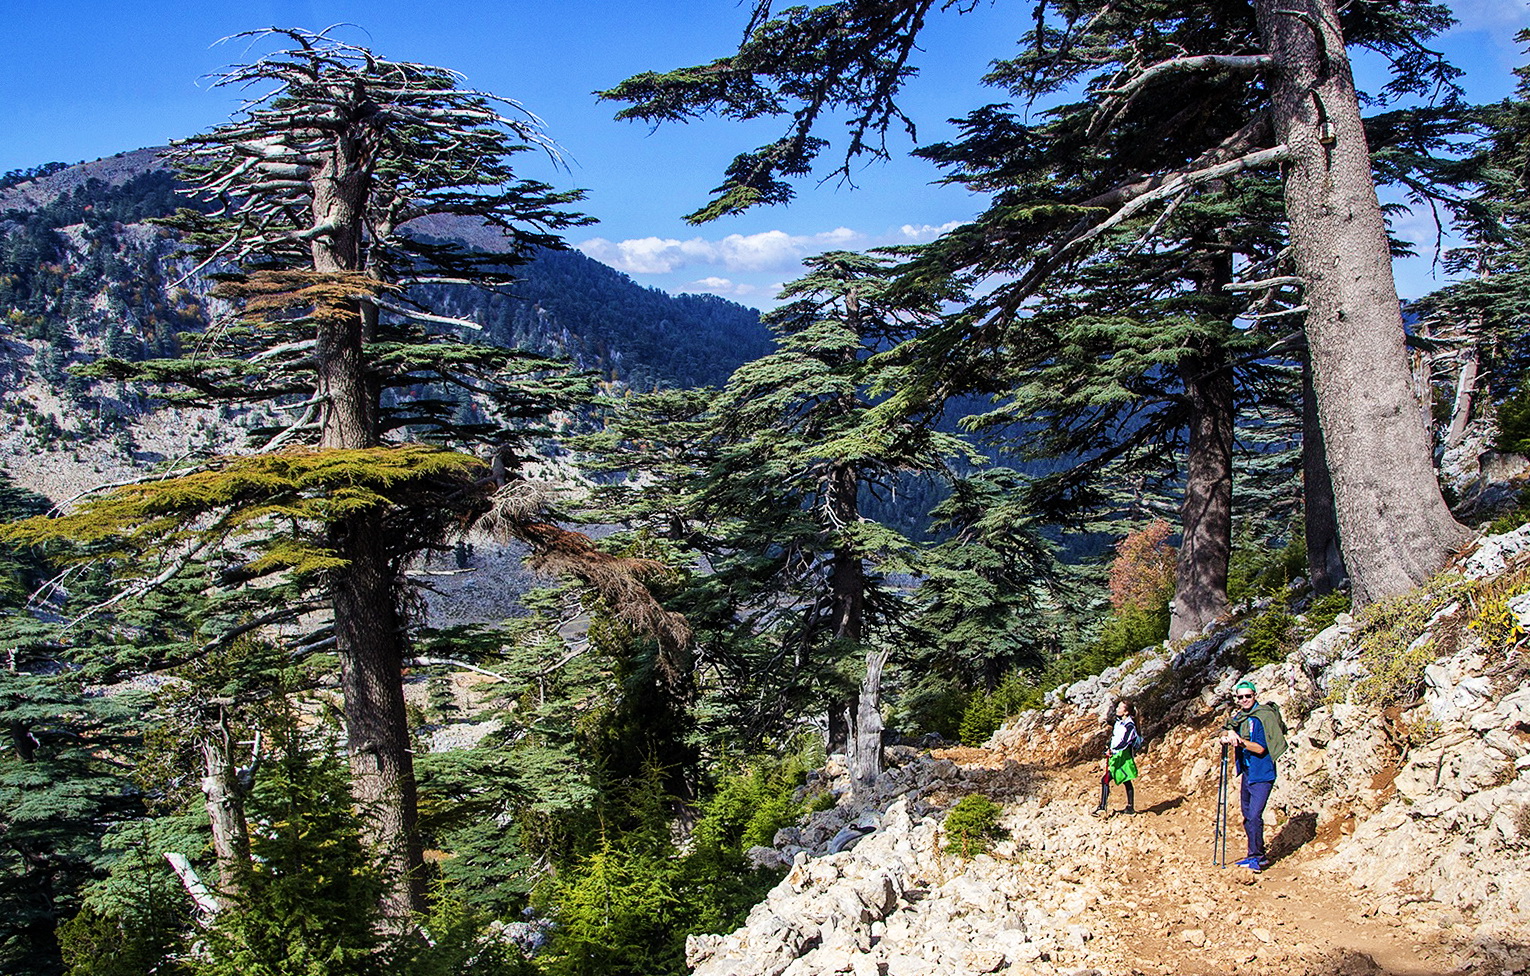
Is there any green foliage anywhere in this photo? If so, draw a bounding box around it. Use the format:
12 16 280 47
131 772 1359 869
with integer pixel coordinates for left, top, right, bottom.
957 672 1045 746
1351 576 1470 706
1466 565 1530 654
1074 602 1171 680
539 836 680 976
390 888 536 976
1227 528 1307 603
57 817 199 976
1303 592 1352 637
943 794 1005 858
4 446 485 568
0 660 147 976
1239 608 1298 669
191 720 383 976
538 753 809 976
1485 484 1530 536
58 904 186 976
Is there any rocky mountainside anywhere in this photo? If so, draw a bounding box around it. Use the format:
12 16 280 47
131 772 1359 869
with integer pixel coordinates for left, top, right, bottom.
684 527 1530 976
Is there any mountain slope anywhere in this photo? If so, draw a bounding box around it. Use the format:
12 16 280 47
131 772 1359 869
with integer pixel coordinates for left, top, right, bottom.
684 527 1530 976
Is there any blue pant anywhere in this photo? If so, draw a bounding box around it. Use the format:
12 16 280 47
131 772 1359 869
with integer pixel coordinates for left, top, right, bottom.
1240 779 1273 862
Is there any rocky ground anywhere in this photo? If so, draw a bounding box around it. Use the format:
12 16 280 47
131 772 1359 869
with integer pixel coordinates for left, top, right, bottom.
687 530 1530 976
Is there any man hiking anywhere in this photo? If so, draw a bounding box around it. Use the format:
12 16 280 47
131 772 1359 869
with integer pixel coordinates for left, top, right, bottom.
1220 679 1285 871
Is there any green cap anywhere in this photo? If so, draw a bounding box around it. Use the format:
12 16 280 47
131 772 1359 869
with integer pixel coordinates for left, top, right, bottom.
1234 680 1256 693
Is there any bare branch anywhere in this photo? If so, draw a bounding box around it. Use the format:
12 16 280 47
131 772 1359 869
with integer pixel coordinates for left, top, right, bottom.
1224 275 1303 292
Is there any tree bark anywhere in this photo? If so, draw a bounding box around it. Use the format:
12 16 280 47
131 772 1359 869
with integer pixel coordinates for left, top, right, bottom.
329 512 425 922
1445 346 1479 450
1170 346 1234 639
309 144 426 922
199 710 252 904
1302 347 1348 595
826 460 885 791
851 646 889 792
1252 0 1469 606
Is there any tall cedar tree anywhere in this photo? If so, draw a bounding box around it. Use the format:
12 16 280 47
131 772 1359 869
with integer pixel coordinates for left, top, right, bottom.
602 0 1473 607
704 251 969 789
5 30 686 923
931 164 1288 636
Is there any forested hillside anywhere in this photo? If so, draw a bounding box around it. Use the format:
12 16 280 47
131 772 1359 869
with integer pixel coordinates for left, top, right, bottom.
0 151 769 395
2 9 1529 976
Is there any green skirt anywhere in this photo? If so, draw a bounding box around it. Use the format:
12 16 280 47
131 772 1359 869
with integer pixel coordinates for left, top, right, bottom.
1108 749 1138 784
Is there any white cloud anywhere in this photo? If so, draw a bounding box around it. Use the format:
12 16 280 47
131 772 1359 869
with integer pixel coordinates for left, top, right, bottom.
578 226 869 276
576 236 711 274
896 220 963 242
679 276 768 299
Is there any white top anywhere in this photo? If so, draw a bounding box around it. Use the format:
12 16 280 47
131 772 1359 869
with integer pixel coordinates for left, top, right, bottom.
1108 716 1138 754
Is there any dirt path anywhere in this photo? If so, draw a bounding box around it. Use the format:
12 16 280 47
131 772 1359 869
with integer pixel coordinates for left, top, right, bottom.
938 746 1476 976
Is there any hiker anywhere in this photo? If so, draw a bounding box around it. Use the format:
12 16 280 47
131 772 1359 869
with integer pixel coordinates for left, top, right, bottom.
1094 698 1140 816
1220 679 1285 870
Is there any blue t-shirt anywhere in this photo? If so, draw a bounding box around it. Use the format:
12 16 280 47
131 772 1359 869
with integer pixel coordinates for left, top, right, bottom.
1233 712 1277 784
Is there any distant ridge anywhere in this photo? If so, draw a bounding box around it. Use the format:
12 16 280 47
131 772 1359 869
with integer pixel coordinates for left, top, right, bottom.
0 147 772 390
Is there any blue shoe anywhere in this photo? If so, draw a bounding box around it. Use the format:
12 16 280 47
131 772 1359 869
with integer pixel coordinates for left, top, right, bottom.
1235 857 1259 868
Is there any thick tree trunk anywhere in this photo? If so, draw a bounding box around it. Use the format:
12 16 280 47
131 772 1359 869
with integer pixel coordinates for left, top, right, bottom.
851 646 889 792
1253 0 1469 606
330 512 425 922
309 159 426 922
1302 348 1348 595
1170 347 1234 639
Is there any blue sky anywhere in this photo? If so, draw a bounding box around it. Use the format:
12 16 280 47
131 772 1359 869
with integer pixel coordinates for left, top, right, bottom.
2 0 1527 307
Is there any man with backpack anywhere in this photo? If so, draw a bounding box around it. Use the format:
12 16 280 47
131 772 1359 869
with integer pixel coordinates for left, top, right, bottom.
1220 679 1286 871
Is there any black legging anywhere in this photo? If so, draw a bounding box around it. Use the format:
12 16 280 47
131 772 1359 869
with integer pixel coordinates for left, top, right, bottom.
1100 771 1134 809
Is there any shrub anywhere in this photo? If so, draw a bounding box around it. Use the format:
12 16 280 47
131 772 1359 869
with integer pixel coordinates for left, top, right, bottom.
958 672 1045 746
1108 521 1175 613
396 890 537 976
1078 602 1170 676
1495 383 1530 456
1240 608 1298 669
943 794 1005 858
1303 592 1352 637
540 838 681 976
1352 576 1469 706
1227 528 1306 602
1466 565 1530 653
1487 497 1530 537
190 723 384 976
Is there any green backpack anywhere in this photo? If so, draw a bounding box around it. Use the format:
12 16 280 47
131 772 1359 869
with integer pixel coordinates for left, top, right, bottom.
1227 701 1287 762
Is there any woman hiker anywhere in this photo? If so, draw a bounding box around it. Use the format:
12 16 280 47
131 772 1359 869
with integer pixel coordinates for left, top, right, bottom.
1094 698 1140 816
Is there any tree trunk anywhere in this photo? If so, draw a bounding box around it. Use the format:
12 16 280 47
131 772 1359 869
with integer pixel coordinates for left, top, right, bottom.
199 712 252 904
1169 339 1235 638
850 646 889 792
1253 0 1469 606
329 513 425 922
309 155 426 922
1445 346 1479 450
826 460 884 789
1302 348 1348 595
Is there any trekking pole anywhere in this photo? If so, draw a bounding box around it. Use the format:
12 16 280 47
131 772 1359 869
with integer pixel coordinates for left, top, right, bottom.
1212 742 1229 867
